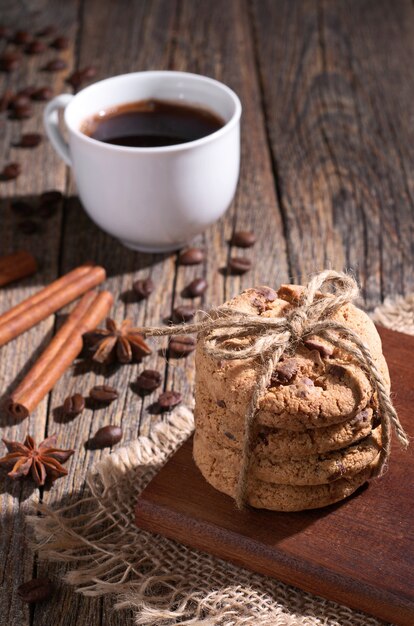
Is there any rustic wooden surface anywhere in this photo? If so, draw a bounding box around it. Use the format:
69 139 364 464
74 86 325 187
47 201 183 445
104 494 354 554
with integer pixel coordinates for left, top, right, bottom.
0 1 413 625
135 327 414 626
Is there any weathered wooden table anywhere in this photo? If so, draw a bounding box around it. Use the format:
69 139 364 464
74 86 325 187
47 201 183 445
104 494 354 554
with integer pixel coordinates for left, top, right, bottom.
1 1 413 624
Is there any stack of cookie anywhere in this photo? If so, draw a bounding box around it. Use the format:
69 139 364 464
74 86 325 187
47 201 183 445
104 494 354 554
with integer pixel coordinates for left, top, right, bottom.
193 284 388 511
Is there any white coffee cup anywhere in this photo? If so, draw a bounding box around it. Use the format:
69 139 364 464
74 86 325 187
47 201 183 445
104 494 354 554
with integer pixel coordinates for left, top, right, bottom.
44 71 241 253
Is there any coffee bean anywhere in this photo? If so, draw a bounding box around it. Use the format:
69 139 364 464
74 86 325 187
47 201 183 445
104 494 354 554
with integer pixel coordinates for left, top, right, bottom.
10 94 31 109
228 257 252 275
39 190 62 218
11 103 33 119
0 90 13 111
178 247 204 265
37 25 56 37
183 277 208 298
0 52 21 72
17 86 37 98
0 26 12 39
18 577 54 604
18 220 39 234
12 30 31 45
135 369 162 394
67 67 97 88
2 162 21 180
157 390 182 410
90 425 122 449
31 86 53 101
133 277 154 300
17 133 42 148
172 305 196 323
50 36 69 50
63 393 85 417
40 190 63 203
44 58 68 72
230 230 256 248
89 385 118 403
25 40 47 54
169 335 196 357
11 200 34 216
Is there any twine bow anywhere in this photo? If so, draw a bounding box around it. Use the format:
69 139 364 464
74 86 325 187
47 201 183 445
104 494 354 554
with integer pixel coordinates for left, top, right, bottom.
138 270 409 509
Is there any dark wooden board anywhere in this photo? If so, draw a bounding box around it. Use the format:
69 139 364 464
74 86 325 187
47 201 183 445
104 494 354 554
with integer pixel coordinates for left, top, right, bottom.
135 326 414 626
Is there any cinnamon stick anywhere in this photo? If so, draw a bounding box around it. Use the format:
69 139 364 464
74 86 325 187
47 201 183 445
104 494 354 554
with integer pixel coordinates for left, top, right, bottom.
0 250 38 287
0 263 95 327
11 290 98 399
8 290 113 419
0 264 106 347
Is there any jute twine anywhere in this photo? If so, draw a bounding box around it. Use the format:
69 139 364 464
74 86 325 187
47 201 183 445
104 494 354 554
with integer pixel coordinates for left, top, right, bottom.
137 270 409 508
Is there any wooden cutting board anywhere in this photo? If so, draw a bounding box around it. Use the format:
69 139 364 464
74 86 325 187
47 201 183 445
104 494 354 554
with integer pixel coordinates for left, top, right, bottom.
135 326 414 625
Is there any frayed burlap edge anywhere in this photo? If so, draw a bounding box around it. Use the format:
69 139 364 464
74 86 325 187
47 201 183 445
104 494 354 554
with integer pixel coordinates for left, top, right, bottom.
29 293 414 626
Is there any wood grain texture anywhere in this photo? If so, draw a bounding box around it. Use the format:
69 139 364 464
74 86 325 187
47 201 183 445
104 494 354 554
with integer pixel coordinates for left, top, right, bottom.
135 326 414 626
0 0 413 624
250 0 414 307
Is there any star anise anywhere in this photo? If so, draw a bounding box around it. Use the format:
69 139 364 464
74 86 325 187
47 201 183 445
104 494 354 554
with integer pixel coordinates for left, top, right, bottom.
0 435 74 486
84 318 152 364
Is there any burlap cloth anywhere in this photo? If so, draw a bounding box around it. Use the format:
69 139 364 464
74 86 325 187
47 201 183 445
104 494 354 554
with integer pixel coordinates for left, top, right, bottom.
31 294 414 626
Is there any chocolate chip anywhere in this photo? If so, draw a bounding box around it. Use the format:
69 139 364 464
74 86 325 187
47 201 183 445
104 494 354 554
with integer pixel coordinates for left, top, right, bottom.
25 40 47 54
18 219 39 234
158 390 182 410
328 364 347 379
31 86 53 101
11 200 34 216
216 399 226 408
89 385 118 403
63 393 85 417
17 133 43 148
271 359 298 384
251 297 265 313
304 338 334 358
44 58 68 71
228 257 252 275
230 230 256 248
172 305 196 322
133 277 154 300
50 36 70 50
183 277 208 297
254 286 277 301
169 335 196 357
2 162 21 180
135 369 162 394
328 461 346 482
0 52 21 72
17 577 54 603
178 247 204 265
37 25 57 37
90 425 122 449
12 30 31 45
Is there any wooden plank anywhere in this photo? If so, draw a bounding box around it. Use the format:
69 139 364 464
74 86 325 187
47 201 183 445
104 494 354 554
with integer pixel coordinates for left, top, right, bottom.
0 2 79 626
250 0 414 308
135 327 414 626
33 2 179 626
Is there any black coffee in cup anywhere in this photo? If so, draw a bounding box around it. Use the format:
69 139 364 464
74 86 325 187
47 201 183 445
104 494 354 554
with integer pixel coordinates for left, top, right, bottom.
81 99 224 148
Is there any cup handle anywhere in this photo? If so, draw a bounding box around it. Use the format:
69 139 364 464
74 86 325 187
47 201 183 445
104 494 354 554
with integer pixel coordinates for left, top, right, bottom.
43 94 74 166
